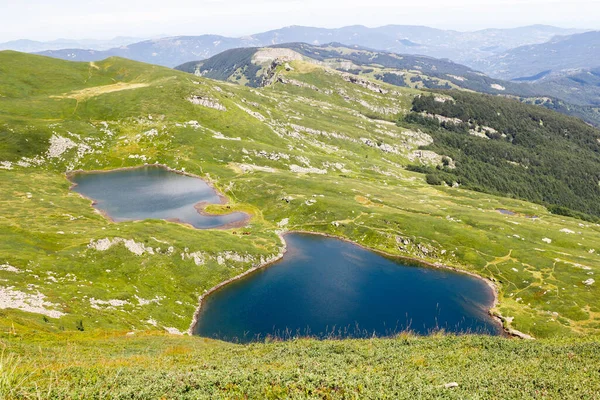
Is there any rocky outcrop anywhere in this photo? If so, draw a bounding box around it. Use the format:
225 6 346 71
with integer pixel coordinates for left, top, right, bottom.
235 103 266 121
252 48 303 64
188 95 226 111
361 138 400 154
341 74 388 94
290 164 327 174
408 150 455 169
276 76 320 92
0 287 65 318
47 134 77 158
88 238 155 256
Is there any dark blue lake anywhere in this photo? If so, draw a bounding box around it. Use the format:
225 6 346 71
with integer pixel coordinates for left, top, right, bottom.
70 166 248 229
194 233 502 342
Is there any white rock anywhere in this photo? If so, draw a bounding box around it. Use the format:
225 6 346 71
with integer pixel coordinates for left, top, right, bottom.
135 295 163 306
124 239 146 256
237 164 275 173
0 264 22 273
164 327 184 335
47 134 77 158
0 287 64 318
290 164 327 174
277 218 289 228
188 96 226 111
89 298 131 309
235 103 266 121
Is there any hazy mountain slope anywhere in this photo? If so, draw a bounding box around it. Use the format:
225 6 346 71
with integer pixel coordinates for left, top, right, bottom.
0 36 147 52
37 35 260 67
476 31 600 80
519 67 600 107
34 25 586 68
254 24 586 64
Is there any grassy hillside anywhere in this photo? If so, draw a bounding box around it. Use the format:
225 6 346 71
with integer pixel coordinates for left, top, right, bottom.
175 43 600 127
3 331 600 399
1 50 600 396
174 43 534 95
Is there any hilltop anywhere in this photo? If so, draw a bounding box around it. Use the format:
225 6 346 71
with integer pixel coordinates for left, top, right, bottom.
1 50 600 396
175 43 534 95
175 43 600 127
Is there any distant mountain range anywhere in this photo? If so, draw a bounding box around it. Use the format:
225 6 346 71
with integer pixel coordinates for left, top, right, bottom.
31 24 585 69
0 36 153 52
469 31 600 106
474 31 600 80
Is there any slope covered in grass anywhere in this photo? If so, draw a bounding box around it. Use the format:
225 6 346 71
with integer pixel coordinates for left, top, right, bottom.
1 51 600 396
3 331 600 399
2 50 600 337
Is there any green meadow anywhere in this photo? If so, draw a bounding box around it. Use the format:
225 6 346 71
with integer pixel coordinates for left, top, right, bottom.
1 50 599 397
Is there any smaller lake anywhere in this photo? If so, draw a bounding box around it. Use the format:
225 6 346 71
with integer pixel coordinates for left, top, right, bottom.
70 166 248 229
194 234 502 342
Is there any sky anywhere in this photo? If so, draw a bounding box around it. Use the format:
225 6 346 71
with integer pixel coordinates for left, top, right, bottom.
1 0 599 42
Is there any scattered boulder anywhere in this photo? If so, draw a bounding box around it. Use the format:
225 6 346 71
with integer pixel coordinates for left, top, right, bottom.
290 164 327 174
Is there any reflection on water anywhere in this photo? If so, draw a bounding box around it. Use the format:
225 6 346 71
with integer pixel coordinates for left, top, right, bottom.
70 166 247 229
195 233 502 342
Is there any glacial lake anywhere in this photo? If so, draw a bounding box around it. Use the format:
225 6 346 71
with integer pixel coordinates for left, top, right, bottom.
69 166 248 229
194 233 502 342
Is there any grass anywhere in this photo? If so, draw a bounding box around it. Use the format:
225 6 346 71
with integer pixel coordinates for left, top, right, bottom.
1 52 599 337
0 50 600 397
1 331 600 399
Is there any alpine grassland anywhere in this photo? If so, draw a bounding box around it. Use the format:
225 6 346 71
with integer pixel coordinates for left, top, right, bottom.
1 50 600 398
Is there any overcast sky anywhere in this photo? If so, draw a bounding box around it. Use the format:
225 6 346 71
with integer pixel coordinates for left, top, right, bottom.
2 0 599 42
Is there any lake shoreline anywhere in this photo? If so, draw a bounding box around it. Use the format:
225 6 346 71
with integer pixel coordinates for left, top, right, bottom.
65 163 251 230
187 230 288 335
189 230 528 340
289 230 536 340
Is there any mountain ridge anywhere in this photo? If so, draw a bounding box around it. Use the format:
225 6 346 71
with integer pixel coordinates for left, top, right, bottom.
475 30 600 80
174 42 600 126
31 24 586 68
